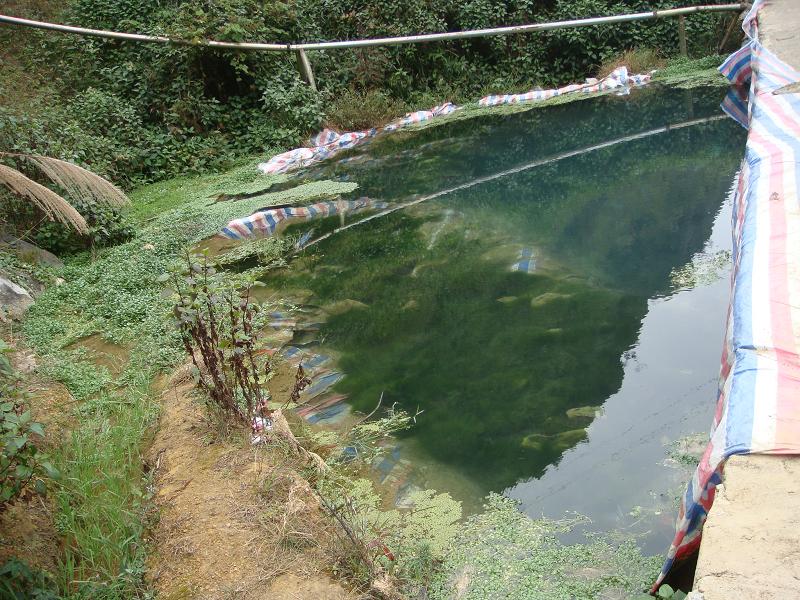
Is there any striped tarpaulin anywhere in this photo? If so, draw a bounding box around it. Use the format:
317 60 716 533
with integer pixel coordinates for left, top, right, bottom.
220 197 388 240
655 0 800 590
257 68 652 175
258 103 457 174
478 66 651 107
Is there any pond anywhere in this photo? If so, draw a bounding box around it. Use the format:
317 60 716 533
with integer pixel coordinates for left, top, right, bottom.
263 85 746 553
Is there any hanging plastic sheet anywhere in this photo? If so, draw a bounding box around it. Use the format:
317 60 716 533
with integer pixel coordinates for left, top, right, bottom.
655 0 800 590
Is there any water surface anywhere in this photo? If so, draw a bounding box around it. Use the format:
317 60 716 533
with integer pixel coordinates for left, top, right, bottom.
267 85 745 548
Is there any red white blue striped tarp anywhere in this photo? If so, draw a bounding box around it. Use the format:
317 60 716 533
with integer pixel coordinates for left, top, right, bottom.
220 197 388 240
257 67 651 175
478 66 650 107
655 0 800 590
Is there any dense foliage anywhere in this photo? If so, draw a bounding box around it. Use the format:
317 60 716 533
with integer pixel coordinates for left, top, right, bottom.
1 0 736 191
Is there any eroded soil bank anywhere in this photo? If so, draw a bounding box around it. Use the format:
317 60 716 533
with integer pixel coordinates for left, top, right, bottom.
145 370 351 600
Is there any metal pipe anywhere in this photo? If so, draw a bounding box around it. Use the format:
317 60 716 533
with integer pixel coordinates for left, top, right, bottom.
0 14 287 50
291 5 745 50
295 49 317 91
0 4 745 52
678 15 688 57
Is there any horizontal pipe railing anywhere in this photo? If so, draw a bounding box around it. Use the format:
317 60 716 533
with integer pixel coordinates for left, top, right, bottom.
0 4 745 52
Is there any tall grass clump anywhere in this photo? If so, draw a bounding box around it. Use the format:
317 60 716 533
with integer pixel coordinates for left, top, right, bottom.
51 370 157 597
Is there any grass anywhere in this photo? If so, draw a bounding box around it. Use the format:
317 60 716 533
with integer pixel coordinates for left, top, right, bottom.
324 89 410 132
16 161 360 597
652 55 730 89
51 371 157 597
598 48 666 78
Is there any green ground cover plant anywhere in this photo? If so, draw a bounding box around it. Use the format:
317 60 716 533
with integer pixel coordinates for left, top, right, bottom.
13 165 357 597
428 494 661 600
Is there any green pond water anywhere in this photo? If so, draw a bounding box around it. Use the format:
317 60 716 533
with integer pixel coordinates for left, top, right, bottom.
264 85 745 551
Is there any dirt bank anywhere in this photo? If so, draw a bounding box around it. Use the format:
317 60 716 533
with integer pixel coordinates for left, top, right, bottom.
145 371 353 600
693 455 800 599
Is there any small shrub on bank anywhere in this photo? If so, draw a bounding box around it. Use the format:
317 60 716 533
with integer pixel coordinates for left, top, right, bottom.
0 345 58 509
166 253 309 427
325 90 409 132
32 198 134 255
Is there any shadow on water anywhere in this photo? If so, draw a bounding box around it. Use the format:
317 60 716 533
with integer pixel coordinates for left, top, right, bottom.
264 85 745 537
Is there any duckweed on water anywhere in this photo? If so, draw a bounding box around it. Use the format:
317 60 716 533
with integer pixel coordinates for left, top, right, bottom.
429 494 661 600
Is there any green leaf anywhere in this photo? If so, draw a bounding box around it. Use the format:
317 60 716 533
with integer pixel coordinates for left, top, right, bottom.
41 461 60 479
657 584 675 598
18 410 31 425
14 464 33 480
29 422 45 437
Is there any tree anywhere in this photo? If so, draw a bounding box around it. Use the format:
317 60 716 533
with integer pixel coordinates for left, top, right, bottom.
0 153 129 235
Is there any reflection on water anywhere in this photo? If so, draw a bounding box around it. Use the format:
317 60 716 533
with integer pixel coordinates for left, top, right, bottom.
265 85 745 546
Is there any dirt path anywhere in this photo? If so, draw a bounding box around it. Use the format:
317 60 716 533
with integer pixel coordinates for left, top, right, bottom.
145 375 353 600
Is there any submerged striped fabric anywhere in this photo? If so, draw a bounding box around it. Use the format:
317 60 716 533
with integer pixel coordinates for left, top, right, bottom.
220 197 388 240
257 67 653 175
656 0 800 589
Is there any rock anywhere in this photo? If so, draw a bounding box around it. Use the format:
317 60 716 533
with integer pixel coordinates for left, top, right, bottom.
12 350 37 374
0 234 63 267
0 276 34 319
410 259 447 278
521 433 549 451
395 483 424 509
530 292 572 307
566 405 603 419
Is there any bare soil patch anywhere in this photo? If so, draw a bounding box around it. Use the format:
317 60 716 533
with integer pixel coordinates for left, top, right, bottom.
145 373 353 600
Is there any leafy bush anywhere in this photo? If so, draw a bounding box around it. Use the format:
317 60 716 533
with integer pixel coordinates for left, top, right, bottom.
0 559 59 600
32 197 134 254
166 253 309 426
3 0 735 190
0 359 58 508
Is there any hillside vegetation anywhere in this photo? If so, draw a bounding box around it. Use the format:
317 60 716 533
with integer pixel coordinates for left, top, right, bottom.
1 0 736 189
